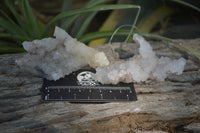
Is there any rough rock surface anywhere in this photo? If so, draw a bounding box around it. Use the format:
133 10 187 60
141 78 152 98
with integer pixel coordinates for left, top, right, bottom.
0 38 200 133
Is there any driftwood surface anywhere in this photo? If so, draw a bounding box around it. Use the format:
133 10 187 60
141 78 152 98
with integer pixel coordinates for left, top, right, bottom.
0 39 200 133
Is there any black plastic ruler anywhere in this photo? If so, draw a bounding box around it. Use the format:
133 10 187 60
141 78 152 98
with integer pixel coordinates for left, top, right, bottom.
42 69 137 103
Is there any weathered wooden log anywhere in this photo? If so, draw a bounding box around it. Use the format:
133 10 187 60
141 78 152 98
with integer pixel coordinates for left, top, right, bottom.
0 39 200 133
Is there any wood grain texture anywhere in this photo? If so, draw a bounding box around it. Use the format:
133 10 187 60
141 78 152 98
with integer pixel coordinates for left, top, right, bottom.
0 39 200 133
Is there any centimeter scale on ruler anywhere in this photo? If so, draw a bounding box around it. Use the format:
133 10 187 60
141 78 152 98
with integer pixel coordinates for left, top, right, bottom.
42 69 137 103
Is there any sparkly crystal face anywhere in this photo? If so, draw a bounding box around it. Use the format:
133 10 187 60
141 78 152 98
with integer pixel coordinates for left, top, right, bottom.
16 26 109 81
94 34 186 84
16 26 186 84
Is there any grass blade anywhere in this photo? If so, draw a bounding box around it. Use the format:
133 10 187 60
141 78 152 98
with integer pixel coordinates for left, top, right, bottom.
75 12 97 38
4 0 31 36
60 16 78 30
22 0 40 38
71 0 113 36
0 17 27 36
61 0 112 31
18 0 35 37
44 4 141 36
60 0 72 26
120 5 140 49
71 15 86 36
0 41 25 54
5 0 25 29
0 10 28 36
79 30 173 43
171 0 200 12
0 33 29 42
108 24 132 44
4 0 40 39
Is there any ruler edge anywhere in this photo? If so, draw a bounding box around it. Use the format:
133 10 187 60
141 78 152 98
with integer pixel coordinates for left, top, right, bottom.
41 69 137 102
42 84 137 103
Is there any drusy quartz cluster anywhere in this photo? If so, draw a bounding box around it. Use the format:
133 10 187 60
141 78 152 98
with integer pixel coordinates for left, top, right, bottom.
95 34 186 84
16 27 109 80
16 27 186 83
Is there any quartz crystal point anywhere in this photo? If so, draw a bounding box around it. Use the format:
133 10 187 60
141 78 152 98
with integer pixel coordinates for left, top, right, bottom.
16 27 109 80
95 34 186 84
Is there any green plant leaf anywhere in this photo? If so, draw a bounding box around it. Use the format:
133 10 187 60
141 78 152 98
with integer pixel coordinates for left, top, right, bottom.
121 5 140 49
60 0 113 32
36 20 45 35
71 0 113 36
108 24 133 44
0 41 25 54
74 12 97 38
171 0 200 12
79 30 173 43
0 17 27 36
3 0 40 39
0 10 27 36
43 4 141 37
22 0 40 38
60 0 73 26
4 0 26 31
18 0 35 37
60 16 78 30
71 14 88 36
0 33 29 42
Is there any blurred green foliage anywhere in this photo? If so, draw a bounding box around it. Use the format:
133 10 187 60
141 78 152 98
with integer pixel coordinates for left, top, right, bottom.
0 0 199 54
0 0 140 53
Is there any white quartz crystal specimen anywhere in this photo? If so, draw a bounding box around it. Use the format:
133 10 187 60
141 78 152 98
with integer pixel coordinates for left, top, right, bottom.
95 34 186 84
16 26 109 80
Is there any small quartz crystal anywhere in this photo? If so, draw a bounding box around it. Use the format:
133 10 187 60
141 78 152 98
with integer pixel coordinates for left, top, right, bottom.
95 34 186 84
16 27 109 80
16 26 186 84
